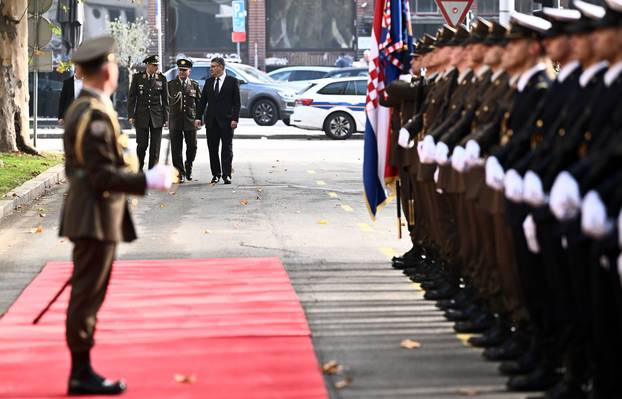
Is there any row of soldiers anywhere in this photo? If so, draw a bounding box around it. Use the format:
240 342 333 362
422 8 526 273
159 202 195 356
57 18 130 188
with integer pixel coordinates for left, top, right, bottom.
386 1 622 398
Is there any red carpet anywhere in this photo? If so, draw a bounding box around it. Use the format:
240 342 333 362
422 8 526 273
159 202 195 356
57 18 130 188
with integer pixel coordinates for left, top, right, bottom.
0 258 328 399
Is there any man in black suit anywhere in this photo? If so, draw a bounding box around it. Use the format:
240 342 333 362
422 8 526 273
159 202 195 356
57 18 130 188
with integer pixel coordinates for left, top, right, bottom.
57 68 83 126
199 57 241 184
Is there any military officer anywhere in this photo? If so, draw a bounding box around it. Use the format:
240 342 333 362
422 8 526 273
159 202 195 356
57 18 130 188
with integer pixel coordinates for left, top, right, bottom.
167 58 202 183
60 37 173 395
127 54 169 171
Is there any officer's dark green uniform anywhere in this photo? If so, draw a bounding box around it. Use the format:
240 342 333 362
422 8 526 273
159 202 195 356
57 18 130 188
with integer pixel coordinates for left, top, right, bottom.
60 36 147 396
127 54 169 170
167 58 201 182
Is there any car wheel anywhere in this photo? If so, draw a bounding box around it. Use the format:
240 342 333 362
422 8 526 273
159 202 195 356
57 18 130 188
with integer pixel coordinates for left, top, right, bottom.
323 112 355 140
252 99 278 126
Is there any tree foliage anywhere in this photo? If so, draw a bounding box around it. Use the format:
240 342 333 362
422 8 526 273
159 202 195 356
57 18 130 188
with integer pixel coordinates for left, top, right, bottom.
106 17 152 72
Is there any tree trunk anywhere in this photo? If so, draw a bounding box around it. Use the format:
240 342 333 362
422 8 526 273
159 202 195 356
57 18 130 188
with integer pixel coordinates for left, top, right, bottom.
0 0 38 154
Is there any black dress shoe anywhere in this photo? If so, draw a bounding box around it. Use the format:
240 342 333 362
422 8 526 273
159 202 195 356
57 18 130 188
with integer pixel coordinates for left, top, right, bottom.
223 176 231 184
469 320 511 348
483 334 529 361
68 374 127 396
211 176 220 184
424 283 457 301
526 379 586 399
454 311 494 333
185 162 193 181
506 366 560 392
499 346 540 376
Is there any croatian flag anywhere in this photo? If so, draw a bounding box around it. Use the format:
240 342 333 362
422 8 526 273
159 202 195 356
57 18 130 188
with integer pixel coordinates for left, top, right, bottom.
363 0 414 219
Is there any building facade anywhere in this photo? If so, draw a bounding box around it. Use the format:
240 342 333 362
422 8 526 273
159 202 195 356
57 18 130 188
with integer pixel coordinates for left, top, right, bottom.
156 0 546 71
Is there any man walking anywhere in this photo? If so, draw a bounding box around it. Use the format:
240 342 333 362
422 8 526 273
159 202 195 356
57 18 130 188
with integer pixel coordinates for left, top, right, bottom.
199 57 241 185
127 55 169 171
60 36 173 395
168 58 202 183
57 67 83 126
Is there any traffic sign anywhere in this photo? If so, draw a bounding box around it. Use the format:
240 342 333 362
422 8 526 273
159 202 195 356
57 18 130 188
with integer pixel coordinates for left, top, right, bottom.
232 31 247 43
434 0 474 27
28 15 53 50
232 0 246 33
28 0 53 15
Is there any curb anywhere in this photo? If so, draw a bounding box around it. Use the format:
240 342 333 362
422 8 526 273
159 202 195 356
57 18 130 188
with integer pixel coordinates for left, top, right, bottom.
0 165 66 221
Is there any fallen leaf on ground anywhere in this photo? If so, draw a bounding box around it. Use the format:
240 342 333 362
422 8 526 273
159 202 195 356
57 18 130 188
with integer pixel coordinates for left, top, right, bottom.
334 378 352 389
159 203 167 208
38 208 45 212
318 220 329 224
39 213 46 218
458 387 480 396
203 229 212 234
173 374 197 384
400 339 421 349
321 360 343 375
240 200 249 206
31 225 44 234
257 188 263 192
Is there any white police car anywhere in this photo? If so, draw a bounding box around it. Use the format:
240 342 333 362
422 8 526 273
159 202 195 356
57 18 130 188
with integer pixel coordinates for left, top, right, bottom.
291 77 367 140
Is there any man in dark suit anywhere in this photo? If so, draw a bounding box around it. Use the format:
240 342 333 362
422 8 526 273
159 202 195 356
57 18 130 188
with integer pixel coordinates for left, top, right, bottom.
199 57 241 184
57 68 83 126
61 37 173 395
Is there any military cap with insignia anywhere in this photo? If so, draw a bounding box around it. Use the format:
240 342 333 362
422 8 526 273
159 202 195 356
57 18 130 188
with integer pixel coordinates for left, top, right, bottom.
176 58 193 69
595 0 622 27
568 0 606 33
484 20 508 45
449 24 470 45
435 25 457 47
71 36 117 68
467 17 492 44
506 11 552 40
541 7 582 37
143 54 160 65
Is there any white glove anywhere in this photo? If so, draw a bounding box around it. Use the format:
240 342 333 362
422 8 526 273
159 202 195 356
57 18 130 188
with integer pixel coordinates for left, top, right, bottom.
420 135 436 164
452 146 467 172
549 171 581 221
523 214 540 253
434 166 440 184
398 128 413 149
485 156 504 190
145 164 174 191
434 141 450 165
581 191 612 238
504 169 524 203
465 140 481 166
523 171 547 206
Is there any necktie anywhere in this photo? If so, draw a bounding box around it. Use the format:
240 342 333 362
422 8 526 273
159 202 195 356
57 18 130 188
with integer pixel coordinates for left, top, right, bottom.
214 77 220 94
182 79 186 91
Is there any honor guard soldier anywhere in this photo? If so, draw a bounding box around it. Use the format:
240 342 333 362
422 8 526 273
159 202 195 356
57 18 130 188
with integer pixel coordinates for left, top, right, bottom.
127 54 169 171
167 58 202 183
60 36 173 395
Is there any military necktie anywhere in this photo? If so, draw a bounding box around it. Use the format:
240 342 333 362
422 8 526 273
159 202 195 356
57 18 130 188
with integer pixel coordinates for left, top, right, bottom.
214 77 220 94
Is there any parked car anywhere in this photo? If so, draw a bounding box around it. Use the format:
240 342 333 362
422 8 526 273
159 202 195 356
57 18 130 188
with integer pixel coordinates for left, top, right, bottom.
164 62 298 126
268 66 336 87
291 77 367 140
323 67 368 79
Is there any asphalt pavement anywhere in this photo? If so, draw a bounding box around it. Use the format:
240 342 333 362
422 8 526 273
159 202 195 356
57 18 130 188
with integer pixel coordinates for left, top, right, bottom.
1 121 531 398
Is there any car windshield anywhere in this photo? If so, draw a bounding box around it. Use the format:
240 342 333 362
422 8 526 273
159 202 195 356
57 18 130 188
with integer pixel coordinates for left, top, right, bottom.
233 64 275 84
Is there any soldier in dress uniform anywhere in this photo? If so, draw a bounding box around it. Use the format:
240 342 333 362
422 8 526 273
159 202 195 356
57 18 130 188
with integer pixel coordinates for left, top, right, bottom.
59 36 173 395
167 58 202 183
127 55 169 171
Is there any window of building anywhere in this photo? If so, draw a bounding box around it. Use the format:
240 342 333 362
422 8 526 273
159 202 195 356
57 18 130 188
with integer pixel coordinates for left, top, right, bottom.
267 0 356 50
318 81 348 95
167 0 237 54
410 0 439 15
477 0 500 15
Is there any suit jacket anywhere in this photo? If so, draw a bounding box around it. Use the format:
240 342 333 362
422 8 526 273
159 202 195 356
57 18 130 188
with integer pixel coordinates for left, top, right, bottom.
58 76 76 119
60 89 146 243
168 78 202 131
199 75 241 128
127 72 169 129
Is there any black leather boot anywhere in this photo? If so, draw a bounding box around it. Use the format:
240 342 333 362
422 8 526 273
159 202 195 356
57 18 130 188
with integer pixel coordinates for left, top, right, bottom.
469 318 511 348
68 351 126 396
506 365 560 392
